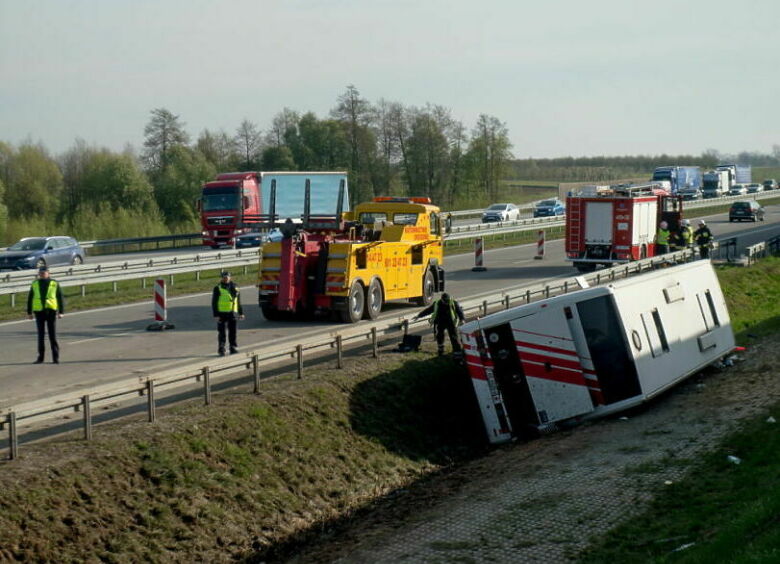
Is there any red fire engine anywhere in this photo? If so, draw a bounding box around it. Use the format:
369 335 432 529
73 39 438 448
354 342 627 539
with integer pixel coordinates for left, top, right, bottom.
565 184 683 272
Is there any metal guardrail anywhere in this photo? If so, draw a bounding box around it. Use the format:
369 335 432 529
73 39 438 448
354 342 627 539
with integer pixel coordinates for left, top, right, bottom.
0 249 260 298
0 247 705 460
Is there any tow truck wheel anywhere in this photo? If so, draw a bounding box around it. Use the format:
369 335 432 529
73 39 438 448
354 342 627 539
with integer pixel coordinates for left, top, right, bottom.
412 270 435 306
261 303 282 321
340 281 365 323
364 278 384 320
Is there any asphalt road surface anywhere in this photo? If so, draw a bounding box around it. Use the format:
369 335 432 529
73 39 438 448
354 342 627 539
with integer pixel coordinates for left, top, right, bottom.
1 206 778 408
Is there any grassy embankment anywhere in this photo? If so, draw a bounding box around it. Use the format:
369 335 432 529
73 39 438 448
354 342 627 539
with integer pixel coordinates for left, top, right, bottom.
0 257 778 561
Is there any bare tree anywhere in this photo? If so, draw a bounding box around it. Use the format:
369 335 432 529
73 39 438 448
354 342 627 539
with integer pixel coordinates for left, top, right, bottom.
143 108 190 172
234 119 263 170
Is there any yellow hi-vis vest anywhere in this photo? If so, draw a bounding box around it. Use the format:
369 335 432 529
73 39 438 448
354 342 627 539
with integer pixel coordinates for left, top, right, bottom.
656 228 670 245
32 280 59 311
217 286 239 313
681 226 693 245
432 299 458 325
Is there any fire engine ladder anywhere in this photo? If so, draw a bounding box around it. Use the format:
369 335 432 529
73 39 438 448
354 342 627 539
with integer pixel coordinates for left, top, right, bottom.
566 201 582 248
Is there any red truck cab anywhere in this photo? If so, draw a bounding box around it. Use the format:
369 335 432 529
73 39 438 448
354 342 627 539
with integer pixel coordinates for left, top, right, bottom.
199 172 262 248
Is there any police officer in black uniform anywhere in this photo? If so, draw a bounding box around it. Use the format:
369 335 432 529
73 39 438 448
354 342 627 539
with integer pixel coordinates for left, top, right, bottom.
27 266 64 364
211 271 244 356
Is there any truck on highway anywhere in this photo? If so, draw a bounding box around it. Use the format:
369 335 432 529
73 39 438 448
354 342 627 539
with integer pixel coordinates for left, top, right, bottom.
460 260 735 444
716 163 752 186
651 166 702 195
565 184 683 272
199 172 263 248
198 171 351 248
257 179 445 322
702 169 730 198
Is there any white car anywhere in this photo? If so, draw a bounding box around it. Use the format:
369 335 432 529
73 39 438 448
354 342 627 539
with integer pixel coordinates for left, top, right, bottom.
728 184 747 196
746 183 762 193
482 203 520 223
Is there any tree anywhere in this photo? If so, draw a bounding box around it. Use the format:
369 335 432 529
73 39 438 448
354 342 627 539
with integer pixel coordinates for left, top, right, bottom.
0 177 8 241
197 129 238 171
260 146 296 171
404 107 451 203
3 143 63 219
265 108 300 147
466 114 513 201
143 108 190 173
234 119 263 170
152 146 215 228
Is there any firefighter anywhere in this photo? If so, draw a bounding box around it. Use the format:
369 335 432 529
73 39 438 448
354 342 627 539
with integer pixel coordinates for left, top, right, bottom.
680 219 694 249
694 219 713 259
27 266 64 364
211 271 244 356
655 221 670 254
413 292 466 356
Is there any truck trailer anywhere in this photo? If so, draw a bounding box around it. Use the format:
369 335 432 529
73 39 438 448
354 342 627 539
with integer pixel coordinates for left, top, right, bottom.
460 260 735 444
565 184 683 272
702 169 731 198
652 166 702 195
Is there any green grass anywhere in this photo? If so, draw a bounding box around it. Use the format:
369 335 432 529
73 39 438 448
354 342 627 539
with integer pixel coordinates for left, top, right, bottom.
716 256 780 343
578 405 780 564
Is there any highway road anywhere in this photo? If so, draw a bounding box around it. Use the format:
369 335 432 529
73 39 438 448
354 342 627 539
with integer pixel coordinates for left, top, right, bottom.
1 206 779 408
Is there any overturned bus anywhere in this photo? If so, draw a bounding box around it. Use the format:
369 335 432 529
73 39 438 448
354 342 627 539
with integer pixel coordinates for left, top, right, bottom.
460 261 735 444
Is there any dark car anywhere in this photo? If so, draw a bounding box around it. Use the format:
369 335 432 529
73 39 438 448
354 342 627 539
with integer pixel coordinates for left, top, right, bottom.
729 201 765 222
533 199 566 217
0 236 85 270
763 179 778 190
234 231 267 248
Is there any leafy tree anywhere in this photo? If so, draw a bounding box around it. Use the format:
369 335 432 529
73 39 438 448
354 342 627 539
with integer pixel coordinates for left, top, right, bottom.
153 145 215 229
405 107 451 203
234 119 263 170
0 177 8 241
266 108 300 147
3 143 63 219
260 146 296 171
197 129 239 172
331 85 376 203
143 108 190 173
466 114 512 201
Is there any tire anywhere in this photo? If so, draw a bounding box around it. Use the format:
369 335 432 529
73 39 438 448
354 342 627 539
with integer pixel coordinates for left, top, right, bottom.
574 262 596 273
339 281 365 323
364 278 384 320
71 256 83 265
261 303 283 321
412 269 435 306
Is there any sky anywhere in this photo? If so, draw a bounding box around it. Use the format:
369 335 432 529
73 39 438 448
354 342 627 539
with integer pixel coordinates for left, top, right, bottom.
1 0 778 159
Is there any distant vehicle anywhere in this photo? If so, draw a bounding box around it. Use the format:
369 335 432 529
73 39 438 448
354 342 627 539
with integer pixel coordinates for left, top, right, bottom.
482 203 520 223
717 163 752 184
746 183 762 194
652 166 701 194
234 231 267 248
678 187 701 201
702 170 730 198
729 201 765 222
0 236 85 270
763 179 778 190
533 199 565 217
728 184 747 196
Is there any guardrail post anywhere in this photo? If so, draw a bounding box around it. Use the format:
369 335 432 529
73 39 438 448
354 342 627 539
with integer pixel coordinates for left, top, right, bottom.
545 286 550 298
196 271 201 281
371 327 378 358
336 335 343 369
8 412 18 460
563 281 568 294
203 366 211 405
252 355 260 394
525 290 531 303
10 294 15 308
81 285 86 297
482 300 488 316
112 281 118 292
147 380 156 422
504 295 510 309
296 345 303 379
83 395 92 441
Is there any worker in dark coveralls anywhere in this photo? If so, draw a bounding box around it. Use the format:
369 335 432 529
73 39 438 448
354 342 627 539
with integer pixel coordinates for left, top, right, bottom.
211 271 244 356
414 292 466 356
27 266 64 364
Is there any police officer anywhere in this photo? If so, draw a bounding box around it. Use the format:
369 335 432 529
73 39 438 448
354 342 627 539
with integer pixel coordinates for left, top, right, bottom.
694 219 713 259
655 221 670 254
211 271 244 356
27 266 64 364
413 292 466 356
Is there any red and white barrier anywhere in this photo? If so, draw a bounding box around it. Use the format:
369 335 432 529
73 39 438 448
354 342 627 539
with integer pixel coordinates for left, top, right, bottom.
147 278 175 331
472 237 487 272
534 230 545 260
